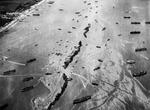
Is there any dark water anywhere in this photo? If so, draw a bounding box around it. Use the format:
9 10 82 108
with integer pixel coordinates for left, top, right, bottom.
0 0 42 27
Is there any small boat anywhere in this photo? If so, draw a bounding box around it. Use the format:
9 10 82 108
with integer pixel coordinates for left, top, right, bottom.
22 76 34 82
26 58 36 64
93 67 100 71
47 1 55 4
131 22 140 24
96 46 101 48
135 47 147 52
102 27 106 31
126 60 136 64
98 59 103 62
132 71 147 77
130 31 141 34
75 12 80 14
124 16 131 19
73 95 91 104
21 85 34 92
32 13 40 16
59 9 64 11
145 21 150 24
45 73 53 75
3 69 16 75
91 82 99 86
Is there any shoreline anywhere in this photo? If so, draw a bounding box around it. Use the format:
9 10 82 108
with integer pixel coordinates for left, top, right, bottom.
0 0 44 31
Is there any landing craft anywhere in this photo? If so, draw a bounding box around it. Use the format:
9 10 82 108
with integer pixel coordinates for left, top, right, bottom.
45 72 53 75
26 58 36 64
96 46 101 48
47 1 55 4
131 22 140 24
135 47 147 52
126 60 136 64
91 82 99 86
145 21 150 24
93 67 100 71
73 95 91 104
21 85 34 92
59 9 64 11
22 76 34 82
130 31 141 34
3 69 16 75
124 16 131 19
75 12 80 14
32 13 40 16
132 71 147 77
102 27 106 31
98 59 103 62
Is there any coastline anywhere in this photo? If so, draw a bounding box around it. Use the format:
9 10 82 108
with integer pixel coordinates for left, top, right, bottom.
0 0 43 31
